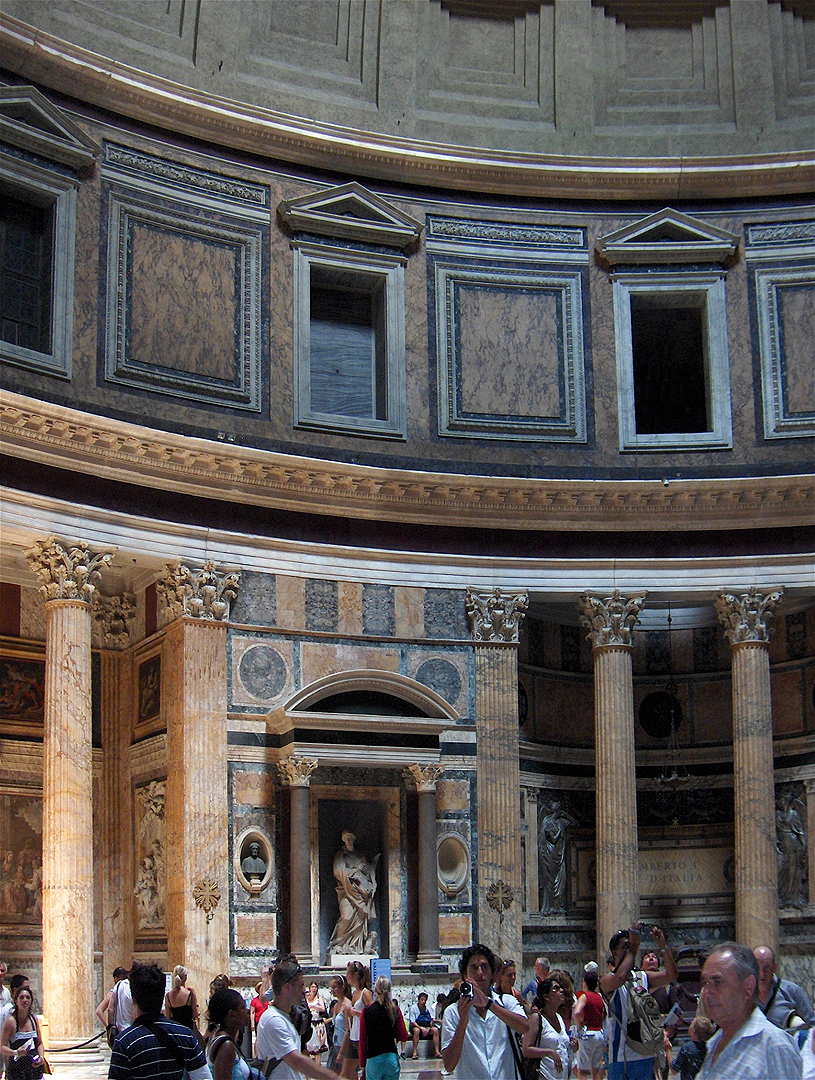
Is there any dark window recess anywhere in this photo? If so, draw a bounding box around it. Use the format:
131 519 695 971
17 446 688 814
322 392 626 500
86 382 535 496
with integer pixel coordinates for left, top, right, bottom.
631 301 709 434
304 690 427 716
310 278 387 420
0 195 53 353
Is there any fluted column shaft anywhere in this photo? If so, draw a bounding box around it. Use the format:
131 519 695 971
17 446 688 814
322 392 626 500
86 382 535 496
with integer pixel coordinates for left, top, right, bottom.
467 589 527 961
100 650 134 986
474 645 522 958
579 591 645 961
593 643 640 959
27 536 114 1042
164 618 229 994
731 640 778 949
42 599 95 1040
716 587 782 952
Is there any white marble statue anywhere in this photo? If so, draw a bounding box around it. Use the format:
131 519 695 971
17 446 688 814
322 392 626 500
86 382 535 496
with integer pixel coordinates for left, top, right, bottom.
328 829 380 955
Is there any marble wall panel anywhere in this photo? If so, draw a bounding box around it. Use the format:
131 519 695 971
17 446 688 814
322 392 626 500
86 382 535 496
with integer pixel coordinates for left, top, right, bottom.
424 589 468 640
234 770 275 807
300 643 401 687
362 584 395 637
276 577 306 632
337 581 363 636
436 780 468 813
394 586 424 638
235 912 276 950
779 284 815 415
439 913 472 948
128 227 236 379
534 674 594 746
231 636 293 709
305 579 339 633
771 669 806 736
784 612 809 662
19 586 45 642
230 571 277 628
692 677 733 744
408 650 468 712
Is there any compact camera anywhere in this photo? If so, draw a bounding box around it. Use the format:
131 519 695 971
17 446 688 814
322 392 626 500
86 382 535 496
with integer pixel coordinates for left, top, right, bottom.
459 981 473 998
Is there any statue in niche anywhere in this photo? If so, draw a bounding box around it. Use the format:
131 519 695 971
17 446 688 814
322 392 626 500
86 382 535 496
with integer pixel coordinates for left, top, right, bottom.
328 830 380 956
241 841 267 886
776 787 807 908
538 798 578 914
134 855 162 927
135 780 165 929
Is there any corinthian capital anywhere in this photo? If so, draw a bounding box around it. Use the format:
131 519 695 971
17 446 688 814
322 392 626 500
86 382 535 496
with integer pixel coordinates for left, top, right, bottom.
715 586 783 645
156 561 240 624
466 587 528 643
405 764 444 791
25 535 115 603
578 590 646 648
278 757 318 787
94 593 136 650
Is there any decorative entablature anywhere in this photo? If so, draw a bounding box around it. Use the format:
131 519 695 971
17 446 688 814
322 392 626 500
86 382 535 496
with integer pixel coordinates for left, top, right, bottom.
0 85 99 173
595 208 740 269
2 391 813 532
277 182 423 251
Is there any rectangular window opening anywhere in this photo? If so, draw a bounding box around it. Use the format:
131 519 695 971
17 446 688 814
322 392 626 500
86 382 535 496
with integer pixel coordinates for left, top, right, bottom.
0 194 54 355
310 270 388 422
630 294 709 435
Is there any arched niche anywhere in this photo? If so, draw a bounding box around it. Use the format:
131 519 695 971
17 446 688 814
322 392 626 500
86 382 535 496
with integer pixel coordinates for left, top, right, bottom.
234 827 273 897
437 832 470 898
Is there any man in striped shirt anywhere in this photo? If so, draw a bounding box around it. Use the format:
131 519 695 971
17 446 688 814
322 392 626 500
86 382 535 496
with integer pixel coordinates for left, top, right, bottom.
109 962 210 1079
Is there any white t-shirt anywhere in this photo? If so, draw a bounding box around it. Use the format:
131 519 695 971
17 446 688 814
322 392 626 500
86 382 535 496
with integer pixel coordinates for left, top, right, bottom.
255 1004 301 1080
442 992 521 1080
112 979 134 1031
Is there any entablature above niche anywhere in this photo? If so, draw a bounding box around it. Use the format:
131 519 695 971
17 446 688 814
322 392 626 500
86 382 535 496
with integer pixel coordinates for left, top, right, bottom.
0 84 99 173
1 391 813 534
278 182 423 251
595 208 740 268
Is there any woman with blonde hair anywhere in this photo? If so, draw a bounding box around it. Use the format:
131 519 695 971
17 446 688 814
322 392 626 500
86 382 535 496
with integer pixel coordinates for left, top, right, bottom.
164 964 200 1033
359 976 408 1080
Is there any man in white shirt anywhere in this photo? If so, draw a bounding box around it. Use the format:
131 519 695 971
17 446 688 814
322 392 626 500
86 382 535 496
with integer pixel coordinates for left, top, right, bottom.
255 960 335 1080
442 943 528 1080
697 943 802 1080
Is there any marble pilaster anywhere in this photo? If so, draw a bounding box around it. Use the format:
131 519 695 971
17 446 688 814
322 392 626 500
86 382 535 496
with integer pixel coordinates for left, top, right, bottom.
466 588 527 962
25 536 114 1041
162 561 238 995
406 764 444 970
716 587 783 951
278 757 318 965
579 590 645 962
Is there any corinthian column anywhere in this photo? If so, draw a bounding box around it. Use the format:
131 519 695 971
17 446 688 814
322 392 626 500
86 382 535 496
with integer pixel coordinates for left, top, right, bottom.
26 536 115 1042
578 590 646 961
406 764 444 971
716 587 783 951
466 587 528 962
160 562 240 996
278 757 318 966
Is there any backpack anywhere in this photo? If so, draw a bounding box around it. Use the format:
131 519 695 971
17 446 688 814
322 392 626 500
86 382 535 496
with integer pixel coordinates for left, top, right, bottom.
607 973 664 1057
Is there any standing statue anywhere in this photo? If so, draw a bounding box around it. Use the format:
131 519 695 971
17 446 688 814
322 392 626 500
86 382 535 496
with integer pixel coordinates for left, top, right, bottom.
328 830 380 955
776 788 807 908
538 798 578 913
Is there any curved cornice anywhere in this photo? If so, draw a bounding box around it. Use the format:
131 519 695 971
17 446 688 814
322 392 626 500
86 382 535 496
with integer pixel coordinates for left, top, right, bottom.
2 15 813 200
2 392 813 533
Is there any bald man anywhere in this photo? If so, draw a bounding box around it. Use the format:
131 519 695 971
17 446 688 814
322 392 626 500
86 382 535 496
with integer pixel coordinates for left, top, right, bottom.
753 945 814 1029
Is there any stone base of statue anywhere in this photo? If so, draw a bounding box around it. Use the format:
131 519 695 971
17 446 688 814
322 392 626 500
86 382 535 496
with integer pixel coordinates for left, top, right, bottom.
328 953 377 968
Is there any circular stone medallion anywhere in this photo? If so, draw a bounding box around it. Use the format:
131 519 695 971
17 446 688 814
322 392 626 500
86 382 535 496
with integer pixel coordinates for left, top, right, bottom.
239 645 287 700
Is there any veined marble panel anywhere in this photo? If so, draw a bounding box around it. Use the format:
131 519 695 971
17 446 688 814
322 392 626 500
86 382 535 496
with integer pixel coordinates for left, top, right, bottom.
104 190 262 411
434 261 587 441
301 643 401 687
231 635 293 709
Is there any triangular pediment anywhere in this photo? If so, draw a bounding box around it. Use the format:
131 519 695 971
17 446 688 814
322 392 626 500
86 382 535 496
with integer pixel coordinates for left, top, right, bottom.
278 182 423 250
0 86 99 173
596 208 739 266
